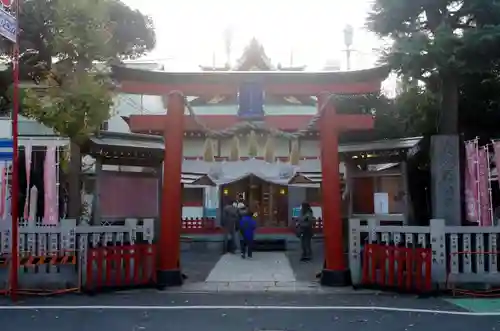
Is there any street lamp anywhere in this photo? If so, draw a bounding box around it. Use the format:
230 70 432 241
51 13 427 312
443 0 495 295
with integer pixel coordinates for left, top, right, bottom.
343 24 354 70
223 25 234 68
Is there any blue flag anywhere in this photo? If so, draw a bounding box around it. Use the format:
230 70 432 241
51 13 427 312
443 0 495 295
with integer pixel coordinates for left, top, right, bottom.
238 82 264 119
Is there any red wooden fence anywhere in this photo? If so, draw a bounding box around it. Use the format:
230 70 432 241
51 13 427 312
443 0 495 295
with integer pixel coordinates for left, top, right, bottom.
360 243 432 294
85 244 157 293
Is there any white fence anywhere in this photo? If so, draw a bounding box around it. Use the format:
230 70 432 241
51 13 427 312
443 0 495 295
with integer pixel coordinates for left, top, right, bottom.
349 218 500 287
0 218 155 289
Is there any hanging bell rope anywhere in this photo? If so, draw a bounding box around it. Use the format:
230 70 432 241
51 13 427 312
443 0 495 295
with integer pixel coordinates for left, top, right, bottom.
289 139 300 165
263 135 275 163
247 130 259 157
202 137 215 162
229 136 240 161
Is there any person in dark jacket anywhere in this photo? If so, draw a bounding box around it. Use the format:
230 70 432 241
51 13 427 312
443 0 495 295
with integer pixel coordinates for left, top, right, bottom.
238 210 257 259
297 202 314 261
222 200 240 254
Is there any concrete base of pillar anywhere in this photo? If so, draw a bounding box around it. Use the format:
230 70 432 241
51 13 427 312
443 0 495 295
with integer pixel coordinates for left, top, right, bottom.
157 269 184 289
320 268 351 287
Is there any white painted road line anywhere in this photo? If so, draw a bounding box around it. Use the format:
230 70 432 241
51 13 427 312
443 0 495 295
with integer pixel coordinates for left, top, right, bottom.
0 305 492 316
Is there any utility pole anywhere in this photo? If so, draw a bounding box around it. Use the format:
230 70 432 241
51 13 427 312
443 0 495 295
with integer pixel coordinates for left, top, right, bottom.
343 24 353 70
0 0 20 301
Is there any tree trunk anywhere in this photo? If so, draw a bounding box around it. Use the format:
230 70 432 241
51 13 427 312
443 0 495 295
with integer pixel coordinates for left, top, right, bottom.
438 74 459 134
67 139 82 219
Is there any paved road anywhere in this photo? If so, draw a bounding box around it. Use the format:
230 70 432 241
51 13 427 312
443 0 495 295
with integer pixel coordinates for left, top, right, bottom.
0 293 498 331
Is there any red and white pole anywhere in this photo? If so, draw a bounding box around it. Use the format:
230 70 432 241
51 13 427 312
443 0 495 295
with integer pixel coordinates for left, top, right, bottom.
9 0 20 301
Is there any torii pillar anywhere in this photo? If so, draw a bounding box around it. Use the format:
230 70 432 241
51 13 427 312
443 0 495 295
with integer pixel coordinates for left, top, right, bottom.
157 91 185 287
317 94 372 286
113 67 387 287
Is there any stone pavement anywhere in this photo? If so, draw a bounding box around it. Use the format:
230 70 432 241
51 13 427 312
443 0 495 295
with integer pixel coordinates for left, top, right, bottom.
185 252 325 293
286 239 325 281
181 250 221 283
206 252 295 282
181 241 325 284
179 251 349 293
176 280 322 293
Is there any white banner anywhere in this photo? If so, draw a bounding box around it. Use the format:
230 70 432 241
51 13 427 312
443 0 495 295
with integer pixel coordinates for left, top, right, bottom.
465 140 479 222
478 147 493 226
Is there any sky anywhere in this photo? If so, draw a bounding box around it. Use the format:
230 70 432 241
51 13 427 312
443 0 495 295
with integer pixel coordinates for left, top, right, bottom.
121 0 384 72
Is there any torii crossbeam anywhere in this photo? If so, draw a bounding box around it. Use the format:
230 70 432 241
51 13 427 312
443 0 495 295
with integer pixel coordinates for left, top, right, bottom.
112 66 390 287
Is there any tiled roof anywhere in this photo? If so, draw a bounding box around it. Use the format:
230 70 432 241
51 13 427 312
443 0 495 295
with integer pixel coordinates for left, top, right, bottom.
87 131 164 151
182 173 215 186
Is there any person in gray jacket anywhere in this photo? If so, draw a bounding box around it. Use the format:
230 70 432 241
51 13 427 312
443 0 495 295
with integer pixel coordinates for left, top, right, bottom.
297 202 314 261
222 200 240 254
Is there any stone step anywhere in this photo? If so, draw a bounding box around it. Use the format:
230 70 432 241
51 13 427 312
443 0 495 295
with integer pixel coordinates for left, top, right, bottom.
253 239 287 251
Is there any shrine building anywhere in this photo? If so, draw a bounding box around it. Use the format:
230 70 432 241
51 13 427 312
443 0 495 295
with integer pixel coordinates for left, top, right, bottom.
98 39 421 235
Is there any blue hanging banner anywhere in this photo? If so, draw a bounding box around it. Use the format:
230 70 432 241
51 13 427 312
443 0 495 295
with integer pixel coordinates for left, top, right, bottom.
238 82 264 119
0 138 13 161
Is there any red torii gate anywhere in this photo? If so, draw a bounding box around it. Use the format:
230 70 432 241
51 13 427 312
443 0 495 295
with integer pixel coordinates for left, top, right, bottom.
112 67 390 287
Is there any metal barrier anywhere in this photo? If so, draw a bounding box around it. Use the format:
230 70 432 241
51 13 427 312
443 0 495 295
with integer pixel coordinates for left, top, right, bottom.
0 254 9 296
360 243 432 294
15 251 81 296
85 244 157 293
19 255 76 266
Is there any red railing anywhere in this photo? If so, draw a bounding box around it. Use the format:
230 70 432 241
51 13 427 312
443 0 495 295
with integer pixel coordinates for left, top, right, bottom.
85 244 157 293
181 217 324 234
181 218 218 233
314 218 323 231
360 243 432 294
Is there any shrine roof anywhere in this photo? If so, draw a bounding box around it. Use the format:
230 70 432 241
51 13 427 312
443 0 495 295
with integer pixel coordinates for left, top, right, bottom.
196 39 311 106
83 131 164 165
339 136 422 154
182 173 216 186
88 131 164 149
180 137 422 176
200 38 305 72
111 65 390 86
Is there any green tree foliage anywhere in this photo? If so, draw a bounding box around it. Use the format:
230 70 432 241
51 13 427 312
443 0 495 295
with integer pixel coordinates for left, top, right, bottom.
458 71 500 139
9 0 156 217
367 0 500 135
22 74 114 144
18 0 155 65
336 88 439 143
387 85 439 137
